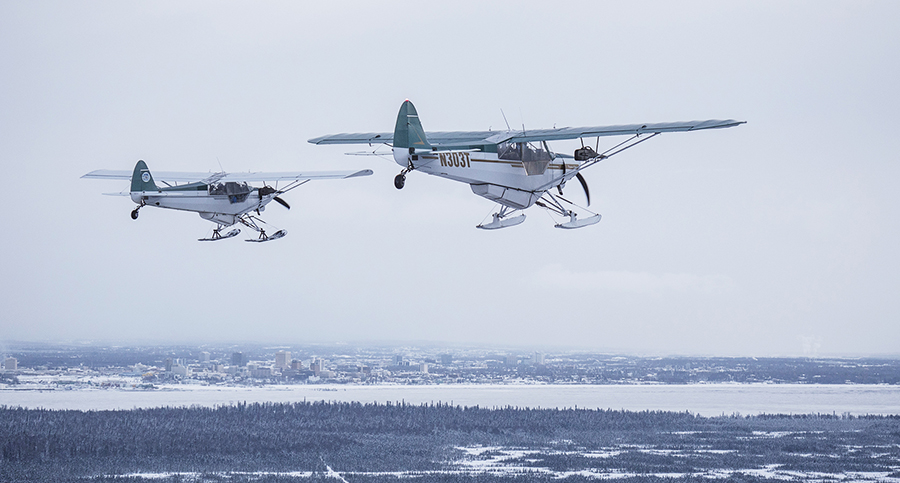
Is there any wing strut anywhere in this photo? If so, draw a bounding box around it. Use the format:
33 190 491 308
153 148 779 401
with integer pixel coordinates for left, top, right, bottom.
538 132 661 193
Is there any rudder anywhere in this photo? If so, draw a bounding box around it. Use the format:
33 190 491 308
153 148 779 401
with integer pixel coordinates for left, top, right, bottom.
393 100 430 150
131 160 158 192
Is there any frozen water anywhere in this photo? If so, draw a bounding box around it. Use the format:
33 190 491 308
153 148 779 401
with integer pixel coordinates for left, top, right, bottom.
3 382 900 415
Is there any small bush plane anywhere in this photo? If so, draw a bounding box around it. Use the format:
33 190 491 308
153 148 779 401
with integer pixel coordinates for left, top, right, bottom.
309 100 744 229
82 160 372 242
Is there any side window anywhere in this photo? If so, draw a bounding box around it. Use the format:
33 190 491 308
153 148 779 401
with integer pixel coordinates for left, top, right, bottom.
522 141 551 162
498 142 521 160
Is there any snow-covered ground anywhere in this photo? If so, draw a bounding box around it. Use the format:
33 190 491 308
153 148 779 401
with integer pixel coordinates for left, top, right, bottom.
3 379 900 416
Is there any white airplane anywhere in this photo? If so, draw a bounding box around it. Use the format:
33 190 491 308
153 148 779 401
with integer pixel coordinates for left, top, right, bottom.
310 100 744 229
82 160 372 242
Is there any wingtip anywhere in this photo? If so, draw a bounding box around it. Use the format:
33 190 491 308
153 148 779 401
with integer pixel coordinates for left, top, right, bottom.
347 169 374 178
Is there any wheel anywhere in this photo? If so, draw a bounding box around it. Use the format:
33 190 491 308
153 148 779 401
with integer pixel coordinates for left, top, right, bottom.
394 173 406 190
131 209 139 220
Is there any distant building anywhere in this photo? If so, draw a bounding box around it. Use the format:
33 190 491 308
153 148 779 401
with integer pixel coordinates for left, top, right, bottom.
440 354 453 365
392 355 404 366
165 358 173 372
275 351 291 369
310 360 322 375
3 357 17 371
505 355 517 366
231 352 244 367
171 364 189 377
418 363 429 374
533 352 545 365
250 367 273 378
290 359 302 370
199 351 211 363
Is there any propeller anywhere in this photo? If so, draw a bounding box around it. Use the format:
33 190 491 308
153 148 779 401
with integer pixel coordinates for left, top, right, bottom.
258 185 290 209
273 196 290 209
557 160 591 207
576 172 591 207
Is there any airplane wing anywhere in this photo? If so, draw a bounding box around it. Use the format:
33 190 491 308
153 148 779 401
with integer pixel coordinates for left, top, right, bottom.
308 131 498 148
308 120 743 148
307 132 395 145
81 170 216 182
504 120 746 143
82 169 373 183
216 169 372 182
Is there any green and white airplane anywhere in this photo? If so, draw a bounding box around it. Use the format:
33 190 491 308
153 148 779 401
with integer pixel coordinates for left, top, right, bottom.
83 160 372 242
310 100 744 229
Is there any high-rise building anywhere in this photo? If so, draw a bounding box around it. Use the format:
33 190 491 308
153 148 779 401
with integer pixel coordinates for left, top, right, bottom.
165 358 173 372
533 352 545 365
199 351 211 363
290 360 302 370
392 355 404 366
231 352 244 366
3 357 17 371
275 351 291 369
440 354 453 365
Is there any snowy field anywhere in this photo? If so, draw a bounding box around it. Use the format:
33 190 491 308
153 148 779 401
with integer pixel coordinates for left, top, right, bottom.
3 380 900 416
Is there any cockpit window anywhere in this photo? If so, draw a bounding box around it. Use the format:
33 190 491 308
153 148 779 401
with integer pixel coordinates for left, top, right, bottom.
209 181 251 203
497 141 551 162
498 142 522 160
498 140 552 175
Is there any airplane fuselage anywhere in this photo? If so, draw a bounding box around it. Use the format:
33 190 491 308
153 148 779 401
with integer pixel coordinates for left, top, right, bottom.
393 147 580 209
131 185 278 226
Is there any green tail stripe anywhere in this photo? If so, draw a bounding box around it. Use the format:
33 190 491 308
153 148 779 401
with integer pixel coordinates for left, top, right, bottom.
131 160 158 192
393 100 430 150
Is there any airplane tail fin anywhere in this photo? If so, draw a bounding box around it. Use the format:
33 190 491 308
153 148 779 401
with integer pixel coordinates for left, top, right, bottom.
393 100 431 150
131 160 158 192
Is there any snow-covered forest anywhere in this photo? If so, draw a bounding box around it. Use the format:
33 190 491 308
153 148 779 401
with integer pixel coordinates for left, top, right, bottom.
2 402 899 482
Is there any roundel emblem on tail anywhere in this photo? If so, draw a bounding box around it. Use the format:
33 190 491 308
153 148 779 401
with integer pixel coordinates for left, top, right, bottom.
141 172 151 183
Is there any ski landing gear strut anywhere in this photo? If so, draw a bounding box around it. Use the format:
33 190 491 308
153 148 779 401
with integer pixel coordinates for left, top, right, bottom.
198 226 241 242
239 215 286 243
535 192 601 229
476 205 527 230
197 215 285 242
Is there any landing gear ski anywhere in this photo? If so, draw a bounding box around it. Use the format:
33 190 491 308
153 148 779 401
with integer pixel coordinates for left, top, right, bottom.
477 206 526 230
245 229 287 243
198 228 241 242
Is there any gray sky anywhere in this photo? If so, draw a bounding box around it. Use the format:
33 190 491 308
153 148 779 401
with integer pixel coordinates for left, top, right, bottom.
1 1 898 357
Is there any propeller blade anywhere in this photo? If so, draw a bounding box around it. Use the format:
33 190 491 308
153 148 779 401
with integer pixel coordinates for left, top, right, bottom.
258 186 277 199
273 196 290 210
576 172 591 206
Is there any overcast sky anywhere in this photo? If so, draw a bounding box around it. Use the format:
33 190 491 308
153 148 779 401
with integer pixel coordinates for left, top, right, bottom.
1 1 898 357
